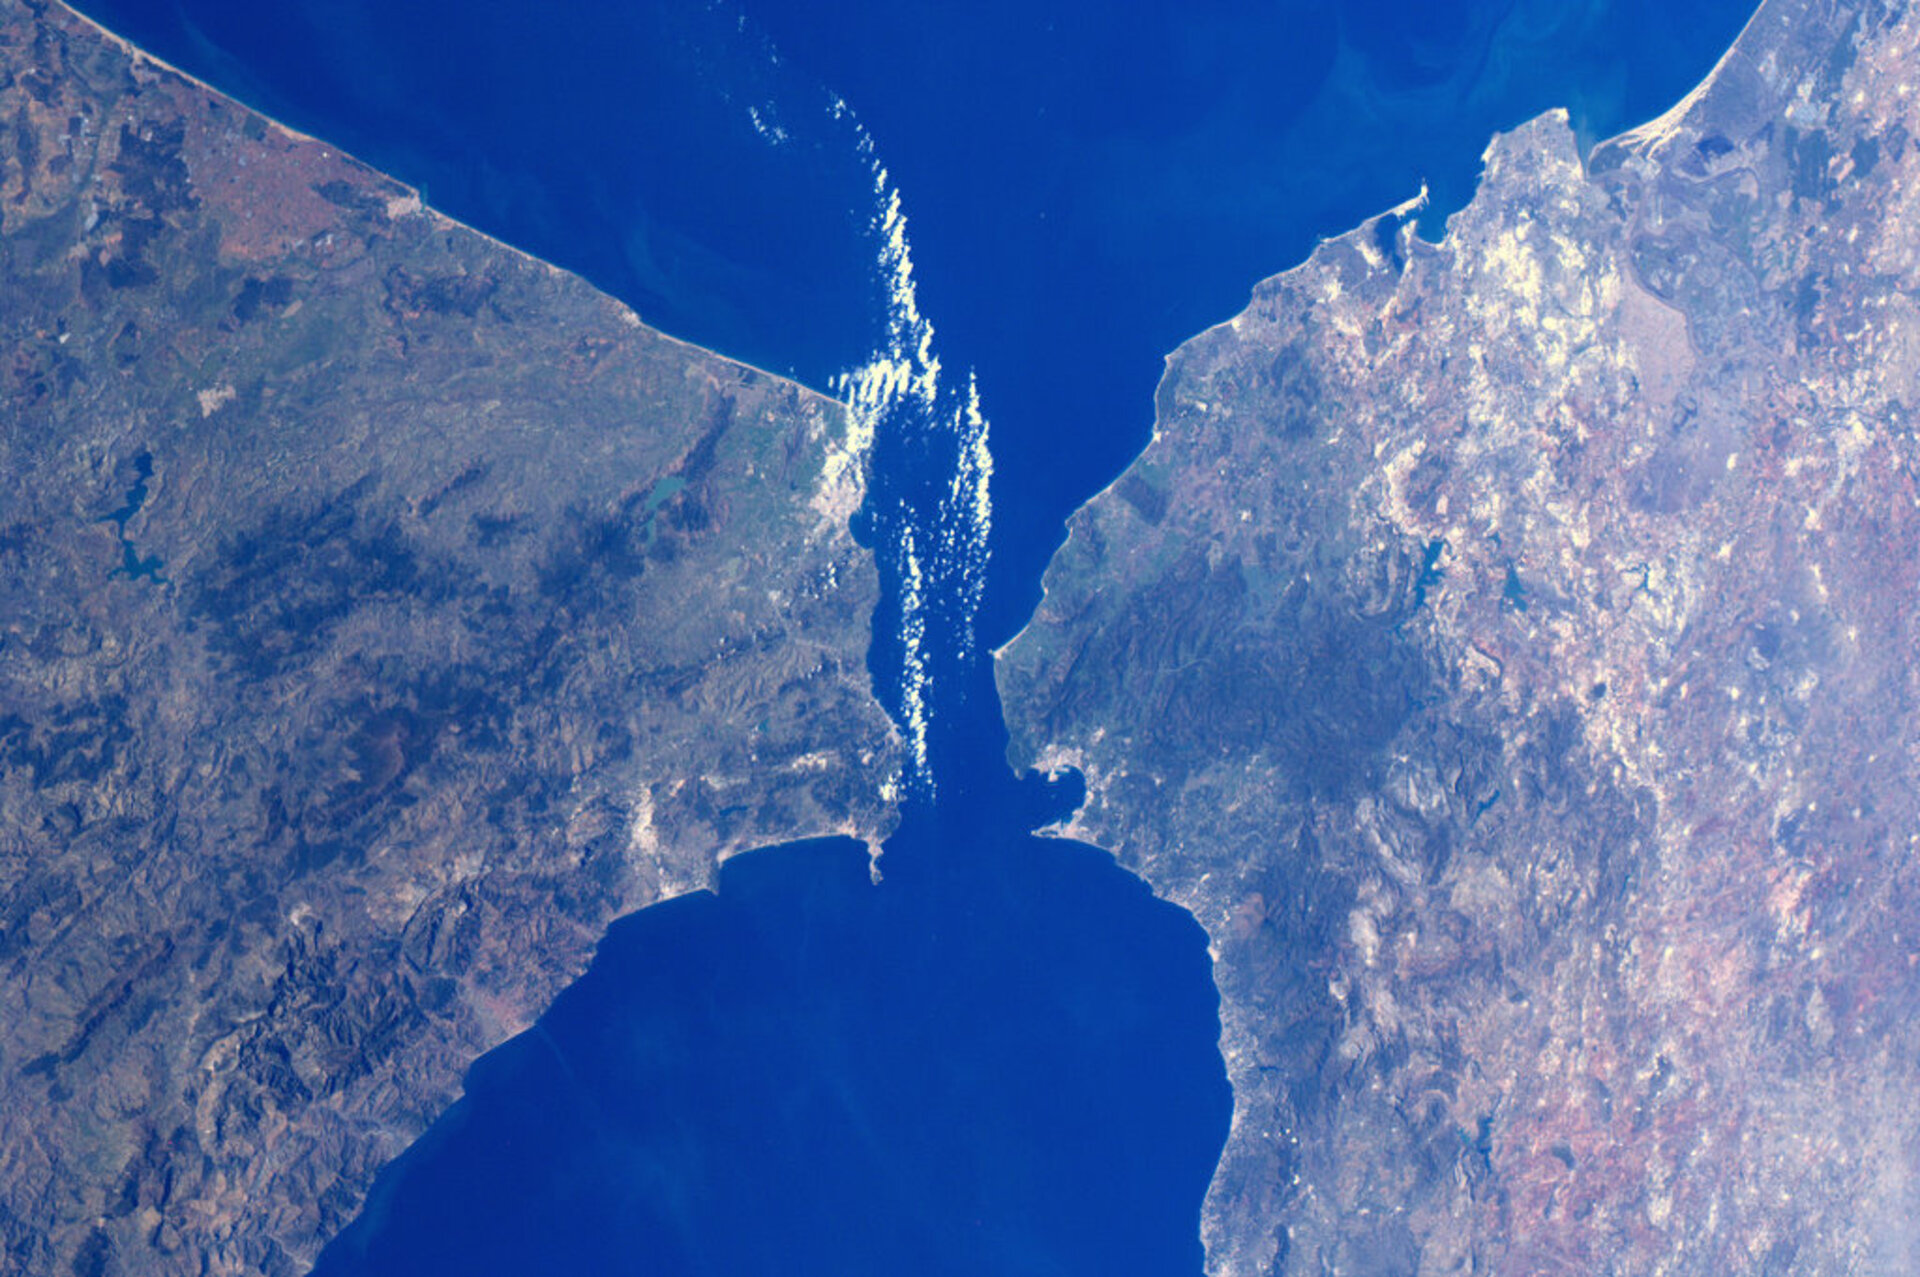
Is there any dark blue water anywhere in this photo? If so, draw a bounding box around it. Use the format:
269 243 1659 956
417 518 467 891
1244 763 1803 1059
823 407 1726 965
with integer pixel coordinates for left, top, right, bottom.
735 0 1761 657
314 833 1223 1276
69 1 1757 1272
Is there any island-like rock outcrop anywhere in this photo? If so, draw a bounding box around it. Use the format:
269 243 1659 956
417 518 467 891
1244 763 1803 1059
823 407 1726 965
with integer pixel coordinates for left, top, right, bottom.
1001 0 1920 1270
0 2 899 1272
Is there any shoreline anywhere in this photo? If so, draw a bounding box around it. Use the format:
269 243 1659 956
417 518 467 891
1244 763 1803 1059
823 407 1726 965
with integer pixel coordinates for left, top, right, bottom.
53 0 850 409
989 1 1801 1271
994 0 1766 686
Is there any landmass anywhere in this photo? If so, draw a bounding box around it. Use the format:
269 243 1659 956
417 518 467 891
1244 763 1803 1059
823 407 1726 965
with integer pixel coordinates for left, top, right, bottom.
0 1 900 1272
1000 0 1920 1270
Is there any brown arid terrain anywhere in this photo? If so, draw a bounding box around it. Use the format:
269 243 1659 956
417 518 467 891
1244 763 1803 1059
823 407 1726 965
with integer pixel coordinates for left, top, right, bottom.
0 1 899 1272
1001 0 1920 1271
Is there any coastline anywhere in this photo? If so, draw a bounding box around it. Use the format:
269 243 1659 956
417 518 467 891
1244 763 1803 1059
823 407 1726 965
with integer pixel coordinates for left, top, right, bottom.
992 0 1774 757
5 7 908 1270
991 0 1873 1270
53 0 853 408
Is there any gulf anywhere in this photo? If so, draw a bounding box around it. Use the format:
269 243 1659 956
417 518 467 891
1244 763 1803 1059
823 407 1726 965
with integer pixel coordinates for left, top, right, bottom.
64 1 1758 1273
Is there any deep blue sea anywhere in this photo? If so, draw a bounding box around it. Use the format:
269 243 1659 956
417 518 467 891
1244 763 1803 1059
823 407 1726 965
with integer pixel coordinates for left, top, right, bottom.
70 1 1754 1271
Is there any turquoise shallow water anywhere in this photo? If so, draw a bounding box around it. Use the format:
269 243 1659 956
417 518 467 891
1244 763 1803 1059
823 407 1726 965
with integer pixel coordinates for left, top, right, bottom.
69 1 1758 1272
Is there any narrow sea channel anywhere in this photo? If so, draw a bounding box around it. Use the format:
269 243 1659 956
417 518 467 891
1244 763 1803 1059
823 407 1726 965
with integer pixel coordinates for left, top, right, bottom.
69 1 1756 1271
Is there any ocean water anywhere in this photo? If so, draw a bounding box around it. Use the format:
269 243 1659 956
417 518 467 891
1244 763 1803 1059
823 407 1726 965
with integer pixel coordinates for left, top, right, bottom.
312 834 1225 1276
68 0 1757 1271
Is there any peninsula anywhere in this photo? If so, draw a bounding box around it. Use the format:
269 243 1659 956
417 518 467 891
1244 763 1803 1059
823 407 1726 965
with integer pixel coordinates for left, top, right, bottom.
1001 0 1920 1269
0 1 899 1271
